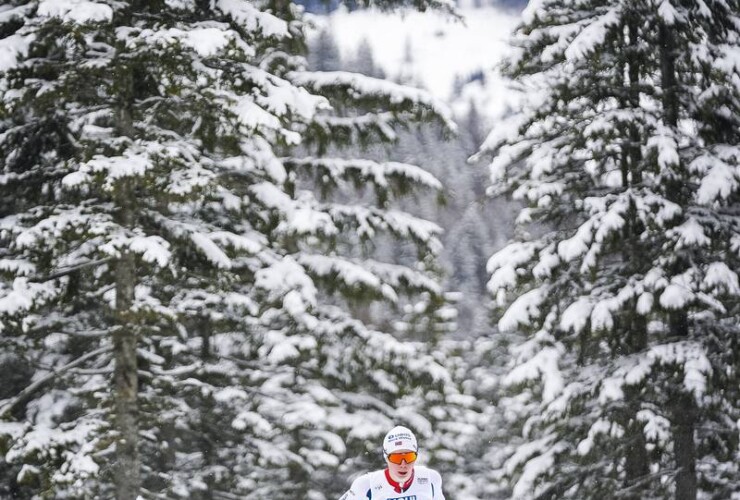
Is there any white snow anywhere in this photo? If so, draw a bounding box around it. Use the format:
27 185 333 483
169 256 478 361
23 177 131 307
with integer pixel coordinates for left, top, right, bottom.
576 419 612 456
636 291 654 314
233 96 283 130
255 258 318 306
648 129 680 169
598 376 624 404
0 33 34 73
510 438 566 499
559 297 592 334
504 344 563 403
215 0 289 38
0 279 57 319
638 409 671 443
299 254 380 288
659 282 694 309
649 342 712 397
37 0 113 23
65 150 152 190
134 26 235 58
232 410 272 433
590 299 615 330
557 222 592 262
498 287 547 332
565 8 620 62
657 0 680 25
97 232 173 267
702 262 740 295
0 259 35 276
532 250 559 279
128 235 172 267
670 217 711 248
691 152 739 205
190 232 232 269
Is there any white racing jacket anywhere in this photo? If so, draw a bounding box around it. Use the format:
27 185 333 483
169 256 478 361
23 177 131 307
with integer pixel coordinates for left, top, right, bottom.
339 466 445 500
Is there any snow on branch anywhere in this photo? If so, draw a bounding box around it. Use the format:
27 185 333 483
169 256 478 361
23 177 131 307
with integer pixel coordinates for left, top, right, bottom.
37 0 114 23
99 234 172 267
250 182 339 237
564 7 621 62
254 257 318 307
298 255 441 302
689 148 740 205
298 254 385 296
487 241 541 295
0 278 59 327
28 257 113 283
505 433 566 499
0 345 113 418
598 341 713 405
0 32 34 73
361 259 441 296
504 343 564 403
126 26 237 58
215 0 289 39
287 70 457 133
283 157 442 191
498 287 548 332
63 150 153 190
308 113 398 143
328 204 442 248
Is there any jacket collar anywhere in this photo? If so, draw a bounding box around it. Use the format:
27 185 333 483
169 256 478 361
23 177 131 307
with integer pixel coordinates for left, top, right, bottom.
384 468 415 493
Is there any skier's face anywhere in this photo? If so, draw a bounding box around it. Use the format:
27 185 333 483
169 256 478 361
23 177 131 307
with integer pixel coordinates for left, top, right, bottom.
386 448 415 482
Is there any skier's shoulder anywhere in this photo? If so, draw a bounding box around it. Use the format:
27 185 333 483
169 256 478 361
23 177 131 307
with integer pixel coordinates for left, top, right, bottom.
414 465 443 484
350 468 385 489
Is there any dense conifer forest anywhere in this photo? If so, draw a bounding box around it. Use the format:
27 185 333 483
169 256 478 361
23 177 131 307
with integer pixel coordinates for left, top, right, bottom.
0 0 737 499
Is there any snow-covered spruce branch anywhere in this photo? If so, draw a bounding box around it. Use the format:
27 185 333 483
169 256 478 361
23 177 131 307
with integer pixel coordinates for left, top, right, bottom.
52 327 119 338
28 257 112 283
0 345 113 418
281 157 443 191
287 70 457 134
69 367 114 375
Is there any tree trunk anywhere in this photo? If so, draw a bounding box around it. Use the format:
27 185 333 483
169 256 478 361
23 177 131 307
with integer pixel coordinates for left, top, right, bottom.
113 61 140 499
113 180 140 500
673 392 697 500
199 317 215 500
670 312 697 500
623 317 649 497
659 23 679 128
660 18 697 497
621 18 649 495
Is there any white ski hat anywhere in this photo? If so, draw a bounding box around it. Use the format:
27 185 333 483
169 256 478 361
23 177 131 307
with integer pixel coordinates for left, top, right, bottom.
383 425 418 454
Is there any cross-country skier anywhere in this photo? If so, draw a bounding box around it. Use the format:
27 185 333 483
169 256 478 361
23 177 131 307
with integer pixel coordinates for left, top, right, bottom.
338 425 445 499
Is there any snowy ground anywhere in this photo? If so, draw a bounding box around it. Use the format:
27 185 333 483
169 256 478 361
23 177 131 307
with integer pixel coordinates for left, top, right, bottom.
308 6 522 121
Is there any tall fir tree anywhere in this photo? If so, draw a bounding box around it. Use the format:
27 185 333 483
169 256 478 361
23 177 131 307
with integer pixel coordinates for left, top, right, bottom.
473 0 740 498
0 1 463 499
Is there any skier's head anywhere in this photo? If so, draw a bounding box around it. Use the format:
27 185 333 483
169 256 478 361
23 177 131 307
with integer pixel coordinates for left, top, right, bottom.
383 425 417 483
383 425 417 454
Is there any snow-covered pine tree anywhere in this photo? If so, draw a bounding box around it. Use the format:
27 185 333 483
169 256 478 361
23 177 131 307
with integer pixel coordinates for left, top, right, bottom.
0 1 460 498
346 37 386 79
307 27 342 71
473 0 740 498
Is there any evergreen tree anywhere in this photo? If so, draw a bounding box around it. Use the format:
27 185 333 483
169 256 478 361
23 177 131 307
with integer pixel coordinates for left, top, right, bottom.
346 37 385 78
0 1 461 498
308 27 342 71
473 0 740 498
